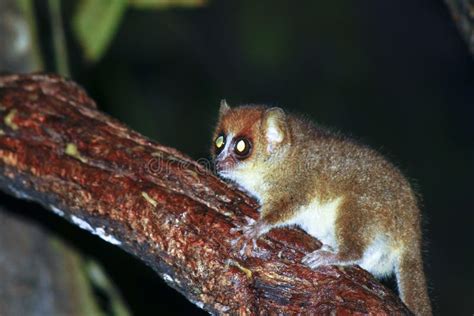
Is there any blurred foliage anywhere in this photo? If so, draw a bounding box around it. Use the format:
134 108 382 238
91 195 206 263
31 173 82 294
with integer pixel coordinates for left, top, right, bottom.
128 0 207 9
85 260 130 316
73 0 128 62
49 0 70 75
72 0 205 62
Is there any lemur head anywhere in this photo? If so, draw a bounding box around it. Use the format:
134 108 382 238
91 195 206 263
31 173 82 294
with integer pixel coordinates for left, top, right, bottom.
211 101 291 197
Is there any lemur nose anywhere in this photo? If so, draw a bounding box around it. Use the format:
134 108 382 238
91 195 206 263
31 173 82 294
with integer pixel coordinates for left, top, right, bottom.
215 157 235 173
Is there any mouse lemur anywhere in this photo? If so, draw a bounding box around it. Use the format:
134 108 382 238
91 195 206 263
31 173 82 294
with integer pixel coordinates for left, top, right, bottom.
211 101 431 316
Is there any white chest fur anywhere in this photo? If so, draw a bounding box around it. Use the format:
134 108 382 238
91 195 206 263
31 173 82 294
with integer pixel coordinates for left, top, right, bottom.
220 167 267 203
288 197 342 250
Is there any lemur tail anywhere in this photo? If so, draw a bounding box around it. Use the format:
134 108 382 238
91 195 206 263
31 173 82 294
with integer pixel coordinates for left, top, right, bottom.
396 249 432 315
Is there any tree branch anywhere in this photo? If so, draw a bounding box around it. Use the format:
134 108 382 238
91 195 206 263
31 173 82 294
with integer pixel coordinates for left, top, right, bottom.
0 73 411 314
445 0 474 55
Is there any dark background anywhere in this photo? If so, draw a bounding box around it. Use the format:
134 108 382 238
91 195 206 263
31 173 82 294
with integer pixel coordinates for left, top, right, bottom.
22 0 474 315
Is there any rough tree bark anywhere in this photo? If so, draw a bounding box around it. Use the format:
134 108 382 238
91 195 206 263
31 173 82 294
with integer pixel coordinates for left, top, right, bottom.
0 73 412 315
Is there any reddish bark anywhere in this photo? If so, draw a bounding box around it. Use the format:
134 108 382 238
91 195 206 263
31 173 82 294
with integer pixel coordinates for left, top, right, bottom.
0 73 411 315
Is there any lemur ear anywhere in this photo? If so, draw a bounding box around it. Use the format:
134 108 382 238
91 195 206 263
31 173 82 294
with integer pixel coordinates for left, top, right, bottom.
262 107 288 152
219 100 231 117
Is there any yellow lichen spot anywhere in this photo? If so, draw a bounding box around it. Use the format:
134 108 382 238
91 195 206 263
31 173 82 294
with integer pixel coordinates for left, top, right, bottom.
141 192 158 207
185 169 200 182
4 109 18 130
0 129 5 136
230 260 252 278
65 143 88 163
151 152 163 158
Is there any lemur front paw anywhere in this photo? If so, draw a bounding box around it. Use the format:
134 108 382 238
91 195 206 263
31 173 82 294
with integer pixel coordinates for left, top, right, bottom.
302 249 339 269
230 218 268 257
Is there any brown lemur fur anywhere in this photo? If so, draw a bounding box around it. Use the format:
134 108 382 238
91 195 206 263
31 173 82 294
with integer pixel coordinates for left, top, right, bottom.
211 101 431 315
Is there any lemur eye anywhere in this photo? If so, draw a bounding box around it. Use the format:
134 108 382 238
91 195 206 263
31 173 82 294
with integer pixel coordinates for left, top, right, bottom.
234 137 251 158
214 134 225 154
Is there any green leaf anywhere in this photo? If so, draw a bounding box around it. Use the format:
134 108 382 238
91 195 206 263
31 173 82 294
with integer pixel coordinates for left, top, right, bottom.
72 0 127 62
127 0 206 9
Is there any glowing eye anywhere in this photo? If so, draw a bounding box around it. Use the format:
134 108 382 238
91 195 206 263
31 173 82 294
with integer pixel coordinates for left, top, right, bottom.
215 135 225 149
236 140 246 152
214 134 226 155
234 137 251 158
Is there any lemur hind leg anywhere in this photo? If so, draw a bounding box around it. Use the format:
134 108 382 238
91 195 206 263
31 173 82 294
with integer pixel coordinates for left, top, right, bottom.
303 198 366 269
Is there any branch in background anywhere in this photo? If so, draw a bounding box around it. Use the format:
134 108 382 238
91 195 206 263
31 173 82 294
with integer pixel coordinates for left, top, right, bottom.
0 205 99 316
48 0 70 76
0 73 412 314
0 0 43 72
445 0 474 55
